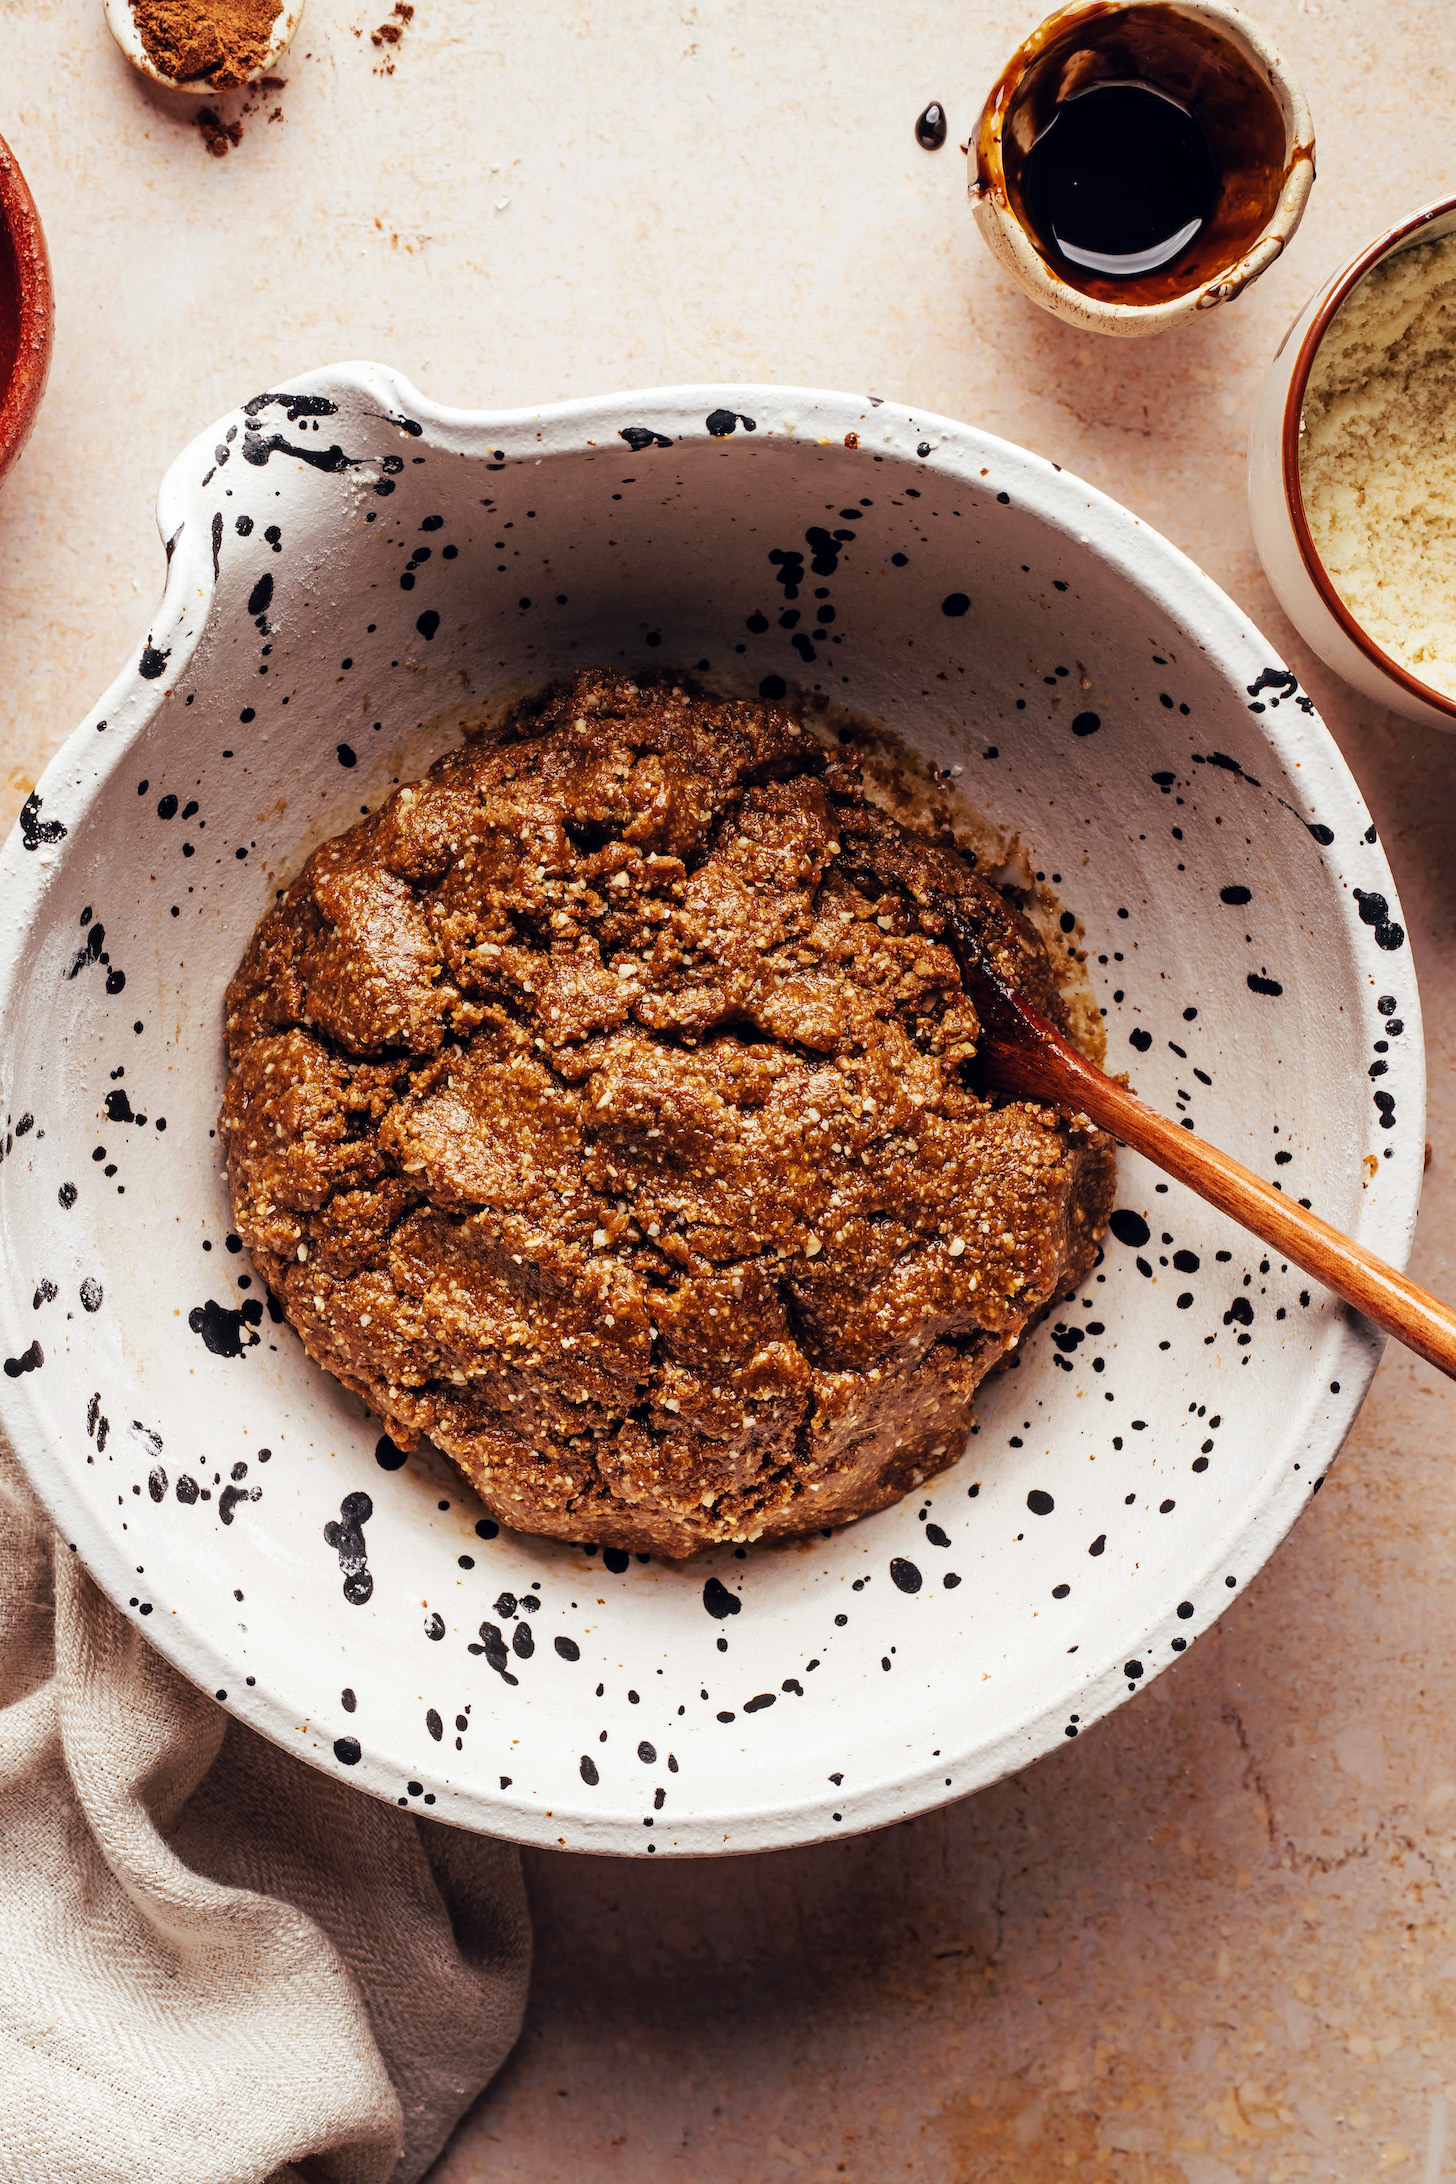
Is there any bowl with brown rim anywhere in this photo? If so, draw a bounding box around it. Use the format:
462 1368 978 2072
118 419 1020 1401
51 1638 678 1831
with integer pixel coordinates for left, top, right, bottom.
971 0 1315 338
1248 194 1456 732
0 130 52 492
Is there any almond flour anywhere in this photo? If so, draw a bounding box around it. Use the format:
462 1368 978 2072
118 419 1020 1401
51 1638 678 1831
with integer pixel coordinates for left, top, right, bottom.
1300 233 1456 699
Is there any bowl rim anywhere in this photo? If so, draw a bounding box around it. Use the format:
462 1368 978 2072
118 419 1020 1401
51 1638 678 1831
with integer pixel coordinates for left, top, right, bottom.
0 129 54 490
970 0 1316 335
0 371 1425 1851
1280 192 1456 723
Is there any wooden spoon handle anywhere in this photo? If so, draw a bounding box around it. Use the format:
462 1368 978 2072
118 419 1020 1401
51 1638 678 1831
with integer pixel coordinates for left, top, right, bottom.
979 1023 1456 1382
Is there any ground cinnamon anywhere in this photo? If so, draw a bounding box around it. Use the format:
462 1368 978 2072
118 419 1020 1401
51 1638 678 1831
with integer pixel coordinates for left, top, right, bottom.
195 106 244 156
131 0 283 88
370 0 413 72
371 1 413 42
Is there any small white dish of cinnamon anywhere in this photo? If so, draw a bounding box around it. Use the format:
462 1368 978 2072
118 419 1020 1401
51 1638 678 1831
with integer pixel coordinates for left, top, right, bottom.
103 0 305 93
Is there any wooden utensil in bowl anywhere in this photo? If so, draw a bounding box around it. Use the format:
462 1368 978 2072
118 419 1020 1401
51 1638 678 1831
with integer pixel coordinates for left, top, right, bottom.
0 130 53 492
937 898 1456 1380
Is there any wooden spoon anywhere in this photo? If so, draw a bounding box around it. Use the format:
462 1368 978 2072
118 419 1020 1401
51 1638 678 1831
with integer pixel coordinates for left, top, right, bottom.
931 896 1456 1382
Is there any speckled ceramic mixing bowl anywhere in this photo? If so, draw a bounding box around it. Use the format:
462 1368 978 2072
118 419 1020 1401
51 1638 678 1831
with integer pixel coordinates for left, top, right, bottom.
0 373 1422 1854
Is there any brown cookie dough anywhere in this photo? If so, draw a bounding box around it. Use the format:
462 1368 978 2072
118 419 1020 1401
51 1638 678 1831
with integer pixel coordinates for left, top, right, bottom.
221 671 1114 1556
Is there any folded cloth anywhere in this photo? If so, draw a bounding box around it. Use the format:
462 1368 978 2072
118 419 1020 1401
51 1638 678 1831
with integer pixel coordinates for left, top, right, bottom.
0 1435 531 2184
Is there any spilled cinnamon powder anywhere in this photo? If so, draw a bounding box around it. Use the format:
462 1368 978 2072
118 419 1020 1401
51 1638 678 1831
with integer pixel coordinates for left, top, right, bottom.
370 1 413 72
192 74 285 155
195 106 244 155
131 0 283 88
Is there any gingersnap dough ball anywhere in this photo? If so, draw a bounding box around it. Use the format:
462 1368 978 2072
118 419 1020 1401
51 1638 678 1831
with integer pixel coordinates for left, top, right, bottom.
221 671 1114 1558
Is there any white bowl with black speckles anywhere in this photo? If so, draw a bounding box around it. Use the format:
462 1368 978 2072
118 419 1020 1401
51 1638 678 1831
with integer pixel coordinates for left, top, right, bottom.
0 372 1423 1854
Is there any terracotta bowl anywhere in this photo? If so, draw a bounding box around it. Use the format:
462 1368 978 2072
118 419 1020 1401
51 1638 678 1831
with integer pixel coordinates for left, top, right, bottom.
1248 195 1456 731
0 131 52 490
0 373 1421 1853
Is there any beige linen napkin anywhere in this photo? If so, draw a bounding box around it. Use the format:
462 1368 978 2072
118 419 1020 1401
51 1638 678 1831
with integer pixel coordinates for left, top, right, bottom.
0 1438 530 2184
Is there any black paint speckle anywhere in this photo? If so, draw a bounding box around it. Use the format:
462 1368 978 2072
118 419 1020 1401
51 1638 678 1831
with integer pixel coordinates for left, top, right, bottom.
323 1491 374 1605
1353 889 1406 952
473 1622 519 1685
19 792 66 851
218 1478 261 1525
188 1299 259 1357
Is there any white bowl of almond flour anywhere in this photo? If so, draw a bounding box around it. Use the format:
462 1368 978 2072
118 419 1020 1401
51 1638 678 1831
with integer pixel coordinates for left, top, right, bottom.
1249 194 1456 730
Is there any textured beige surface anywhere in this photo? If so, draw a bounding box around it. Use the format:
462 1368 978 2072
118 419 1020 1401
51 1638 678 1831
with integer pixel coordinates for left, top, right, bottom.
3 3 1456 2178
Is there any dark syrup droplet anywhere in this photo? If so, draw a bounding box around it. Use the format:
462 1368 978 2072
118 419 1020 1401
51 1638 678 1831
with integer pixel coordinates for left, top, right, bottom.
1023 82 1215 279
915 101 948 151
